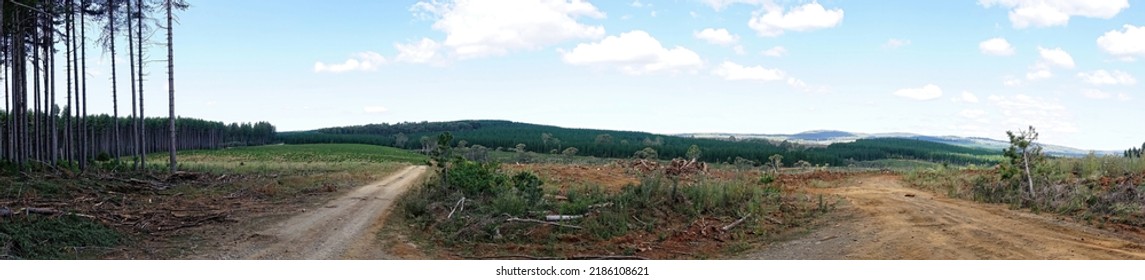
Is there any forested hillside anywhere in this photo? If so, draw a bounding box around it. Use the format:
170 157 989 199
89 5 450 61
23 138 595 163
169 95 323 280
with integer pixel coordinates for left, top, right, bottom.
279 120 1001 166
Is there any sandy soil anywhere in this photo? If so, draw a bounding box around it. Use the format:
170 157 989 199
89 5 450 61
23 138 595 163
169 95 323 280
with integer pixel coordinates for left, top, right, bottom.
206 165 427 260
745 174 1145 260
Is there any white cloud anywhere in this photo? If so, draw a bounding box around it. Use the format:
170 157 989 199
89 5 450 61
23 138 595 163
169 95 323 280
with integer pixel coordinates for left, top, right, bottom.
748 2 844 37
893 84 943 101
712 61 819 92
1003 76 1023 87
1082 89 1112 99
956 91 980 103
959 109 988 119
630 0 645 8
561 30 703 75
702 0 766 11
1097 25 1145 60
1026 68 1053 80
411 0 605 59
1082 89 1131 100
1077 70 1136 85
1026 47 1074 80
712 61 786 81
761 46 788 57
394 38 444 64
882 38 911 49
363 106 389 114
733 45 746 55
979 0 1129 29
314 52 387 73
1037 47 1075 68
989 94 1077 133
694 28 740 45
979 37 1015 56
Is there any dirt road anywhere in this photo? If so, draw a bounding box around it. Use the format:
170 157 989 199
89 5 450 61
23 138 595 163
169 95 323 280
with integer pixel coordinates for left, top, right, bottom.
747 175 1145 260
211 165 427 260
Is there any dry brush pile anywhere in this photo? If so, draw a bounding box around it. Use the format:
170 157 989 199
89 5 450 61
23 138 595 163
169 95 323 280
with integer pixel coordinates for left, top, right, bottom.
396 157 837 259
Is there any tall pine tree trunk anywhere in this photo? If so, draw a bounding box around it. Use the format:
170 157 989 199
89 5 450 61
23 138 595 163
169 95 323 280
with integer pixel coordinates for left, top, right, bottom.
109 0 121 162
126 0 138 169
80 0 90 169
137 0 147 170
166 0 177 173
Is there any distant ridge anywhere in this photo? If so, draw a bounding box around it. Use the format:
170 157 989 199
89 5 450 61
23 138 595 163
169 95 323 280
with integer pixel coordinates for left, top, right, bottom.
676 131 1116 158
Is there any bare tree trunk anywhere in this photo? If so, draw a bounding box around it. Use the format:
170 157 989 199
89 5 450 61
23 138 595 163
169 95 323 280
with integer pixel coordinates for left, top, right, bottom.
33 19 42 164
80 0 90 169
137 0 147 171
1023 149 1034 199
48 7 58 168
126 0 139 169
65 3 75 165
166 0 177 173
109 0 121 162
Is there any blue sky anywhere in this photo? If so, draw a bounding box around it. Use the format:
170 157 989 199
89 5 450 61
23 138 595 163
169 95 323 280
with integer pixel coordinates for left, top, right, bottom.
81 0 1145 150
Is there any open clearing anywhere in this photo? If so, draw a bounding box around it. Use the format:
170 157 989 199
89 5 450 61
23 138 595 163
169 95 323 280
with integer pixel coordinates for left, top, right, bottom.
746 174 1145 259
204 165 427 259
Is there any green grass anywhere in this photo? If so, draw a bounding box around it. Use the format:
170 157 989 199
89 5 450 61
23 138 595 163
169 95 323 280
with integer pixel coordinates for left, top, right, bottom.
139 144 428 200
150 143 427 166
0 215 121 260
850 159 943 170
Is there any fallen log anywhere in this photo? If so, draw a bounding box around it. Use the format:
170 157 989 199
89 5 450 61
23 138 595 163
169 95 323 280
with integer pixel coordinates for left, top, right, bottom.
506 217 583 229
12 208 100 220
721 213 752 231
545 215 583 221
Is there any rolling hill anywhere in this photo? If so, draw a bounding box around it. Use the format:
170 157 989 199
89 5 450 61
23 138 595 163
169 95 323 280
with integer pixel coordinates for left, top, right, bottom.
676 131 1113 157
278 120 1004 166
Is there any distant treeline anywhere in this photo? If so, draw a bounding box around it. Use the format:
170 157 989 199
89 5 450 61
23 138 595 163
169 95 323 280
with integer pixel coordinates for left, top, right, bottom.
1 111 275 164
279 120 1000 166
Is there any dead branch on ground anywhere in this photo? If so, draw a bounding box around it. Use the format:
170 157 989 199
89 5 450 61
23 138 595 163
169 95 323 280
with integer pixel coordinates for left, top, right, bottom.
506 217 583 229
720 213 752 231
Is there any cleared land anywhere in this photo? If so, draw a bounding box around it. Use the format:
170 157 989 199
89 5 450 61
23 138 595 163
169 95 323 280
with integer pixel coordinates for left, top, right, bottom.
746 174 1145 259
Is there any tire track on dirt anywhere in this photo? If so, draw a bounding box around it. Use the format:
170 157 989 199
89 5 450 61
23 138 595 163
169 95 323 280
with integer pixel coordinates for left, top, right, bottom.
211 165 427 260
746 175 1145 259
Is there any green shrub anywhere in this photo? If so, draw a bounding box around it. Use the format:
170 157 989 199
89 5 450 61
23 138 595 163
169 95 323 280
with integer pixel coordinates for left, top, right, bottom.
759 174 775 185
447 160 507 196
491 189 529 217
511 171 544 203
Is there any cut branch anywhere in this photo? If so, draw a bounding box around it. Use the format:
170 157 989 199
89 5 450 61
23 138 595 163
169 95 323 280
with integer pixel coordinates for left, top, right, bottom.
721 213 752 231
545 215 583 221
506 217 583 229
447 197 465 219
12 207 99 220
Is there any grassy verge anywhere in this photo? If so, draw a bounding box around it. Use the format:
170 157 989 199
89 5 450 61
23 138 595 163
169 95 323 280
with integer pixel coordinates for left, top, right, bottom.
903 156 1145 227
394 159 835 259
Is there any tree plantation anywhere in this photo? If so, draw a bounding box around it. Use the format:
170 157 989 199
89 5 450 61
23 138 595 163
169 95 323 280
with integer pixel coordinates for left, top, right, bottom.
0 0 276 171
279 120 1002 167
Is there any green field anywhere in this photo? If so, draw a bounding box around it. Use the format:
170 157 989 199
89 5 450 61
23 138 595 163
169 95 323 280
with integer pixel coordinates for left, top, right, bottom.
140 144 428 200
146 144 426 174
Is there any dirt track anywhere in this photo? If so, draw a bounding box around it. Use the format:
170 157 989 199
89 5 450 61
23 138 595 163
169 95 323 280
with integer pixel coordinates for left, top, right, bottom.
209 165 427 260
747 175 1145 260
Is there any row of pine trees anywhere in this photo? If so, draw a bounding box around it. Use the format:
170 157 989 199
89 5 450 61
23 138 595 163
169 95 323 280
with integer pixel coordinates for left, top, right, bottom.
1 0 188 172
